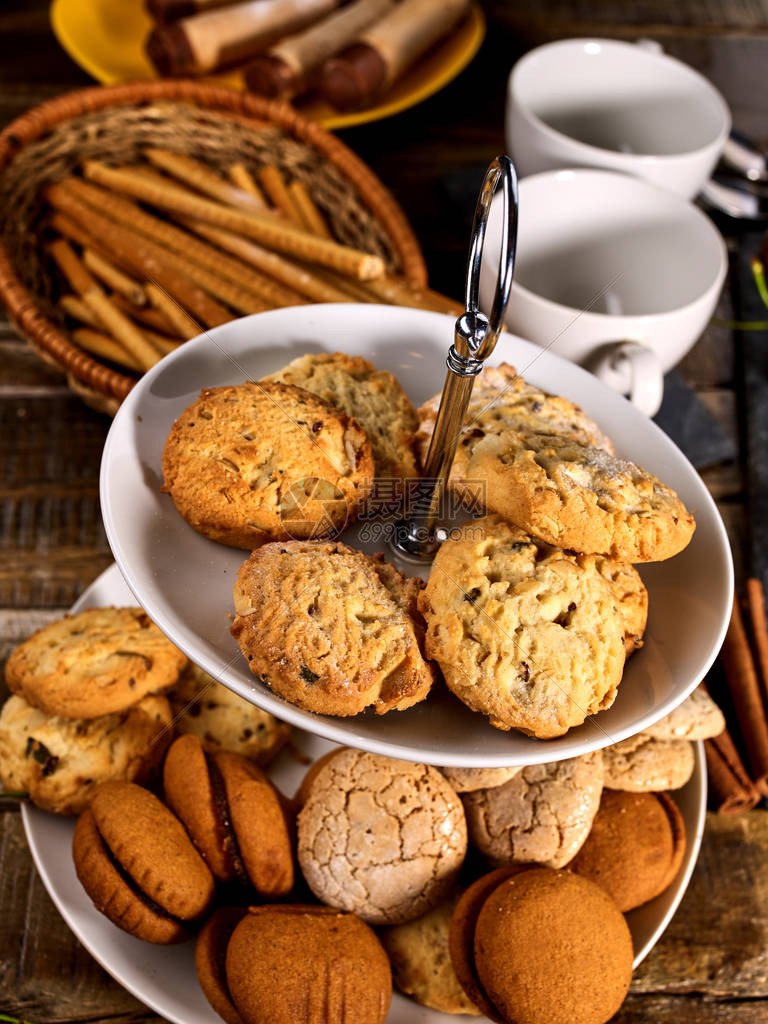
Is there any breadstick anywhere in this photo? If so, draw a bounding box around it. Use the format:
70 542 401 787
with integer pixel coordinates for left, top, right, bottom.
83 248 147 306
288 180 332 238
145 283 201 338
181 219 353 302
319 0 470 110
145 0 339 76
47 188 231 328
72 329 144 372
362 275 464 316
145 331 185 355
143 149 277 216
258 165 303 225
60 294 102 329
81 161 385 279
48 240 159 371
110 293 183 335
243 0 394 99
229 163 267 206
145 0 234 24
63 178 305 308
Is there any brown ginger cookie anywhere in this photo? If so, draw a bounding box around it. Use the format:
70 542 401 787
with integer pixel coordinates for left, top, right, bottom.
5 607 186 720
231 540 435 717
195 907 248 1024
0 693 172 815
416 362 613 482
161 380 374 549
265 351 419 480
462 430 695 562
419 515 626 738
89 780 215 920
170 662 290 766
569 789 686 911
225 905 392 1024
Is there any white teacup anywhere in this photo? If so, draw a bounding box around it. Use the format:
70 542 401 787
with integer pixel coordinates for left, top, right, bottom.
481 169 728 416
506 38 730 198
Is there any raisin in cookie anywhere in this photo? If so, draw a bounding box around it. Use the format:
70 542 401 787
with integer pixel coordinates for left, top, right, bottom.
416 362 613 479
265 352 419 480
162 381 374 549
5 607 186 719
0 693 172 815
418 515 625 738
231 541 435 717
461 751 604 869
464 431 695 562
170 663 290 766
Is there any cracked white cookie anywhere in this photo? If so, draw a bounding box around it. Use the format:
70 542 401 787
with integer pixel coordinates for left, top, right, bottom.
416 363 613 481
231 540 435 717
170 663 290 766
380 892 481 1015
461 751 604 869
161 380 374 549
419 515 626 739
0 693 172 814
602 734 695 792
5 607 187 719
643 687 725 740
441 765 522 793
463 430 695 562
297 748 467 925
265 352 419 480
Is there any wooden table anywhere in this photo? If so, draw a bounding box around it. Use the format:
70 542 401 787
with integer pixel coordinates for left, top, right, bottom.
1 2 766 1021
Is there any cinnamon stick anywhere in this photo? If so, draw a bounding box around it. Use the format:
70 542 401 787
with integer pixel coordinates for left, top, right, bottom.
82 161 385 279
720 594 768 794
705 729 762 814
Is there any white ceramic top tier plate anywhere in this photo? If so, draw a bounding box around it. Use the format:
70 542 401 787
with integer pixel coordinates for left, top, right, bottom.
21 563 708 1024
100 304 733 766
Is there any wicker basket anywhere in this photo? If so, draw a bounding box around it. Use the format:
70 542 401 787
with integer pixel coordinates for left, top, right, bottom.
0 81 427 414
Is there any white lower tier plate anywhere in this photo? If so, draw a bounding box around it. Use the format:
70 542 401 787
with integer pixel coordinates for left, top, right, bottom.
22 563 707 1024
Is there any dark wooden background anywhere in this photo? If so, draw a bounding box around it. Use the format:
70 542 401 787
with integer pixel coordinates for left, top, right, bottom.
1 1 767 1021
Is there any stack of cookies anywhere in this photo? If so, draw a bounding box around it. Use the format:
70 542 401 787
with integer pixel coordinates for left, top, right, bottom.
161 352 695 740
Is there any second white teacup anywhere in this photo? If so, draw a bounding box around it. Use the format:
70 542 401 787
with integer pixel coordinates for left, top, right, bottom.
481 169 727 416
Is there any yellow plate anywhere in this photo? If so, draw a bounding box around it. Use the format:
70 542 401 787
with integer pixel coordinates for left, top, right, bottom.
49 0 485 130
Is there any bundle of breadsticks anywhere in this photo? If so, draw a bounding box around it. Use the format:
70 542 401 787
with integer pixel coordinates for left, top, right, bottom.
43 149 460 376
145 0 472 109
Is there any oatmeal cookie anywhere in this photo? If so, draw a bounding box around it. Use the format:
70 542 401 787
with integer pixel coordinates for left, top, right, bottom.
265 352 419 480
161 380 374 548
464 431 695 561
5 607 186 719
590 556 648 656
231 541 435 717
0 693 172 815
419 515 626 738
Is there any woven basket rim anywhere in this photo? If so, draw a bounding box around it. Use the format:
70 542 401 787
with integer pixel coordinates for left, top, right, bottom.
0 80 427 405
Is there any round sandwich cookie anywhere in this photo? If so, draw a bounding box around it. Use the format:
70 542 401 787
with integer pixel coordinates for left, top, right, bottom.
380 891 482 1016
0 693 172 815
461 751 604 869
419 515 626 738
231 540 435 717
569 788 687 911
602 733 695 792
5 606 187 720
163 734 295 895
72 780 214 943
463 430 695 562
161 380 374 549
450 867 634 1024
416 362 613 484
195 906 248 1024
170 663 290 766
265 351 420 481
297 747 467 925
225 905 392 1024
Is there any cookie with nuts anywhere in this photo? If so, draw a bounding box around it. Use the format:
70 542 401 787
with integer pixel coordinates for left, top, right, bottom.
419 515 626 738
161 380 374 549
231 540 435 717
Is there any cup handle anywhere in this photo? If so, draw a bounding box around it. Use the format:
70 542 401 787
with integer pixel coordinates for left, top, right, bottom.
588 341 664 417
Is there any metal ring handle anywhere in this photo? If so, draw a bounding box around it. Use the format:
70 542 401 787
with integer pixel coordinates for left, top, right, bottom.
463 154 518 360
